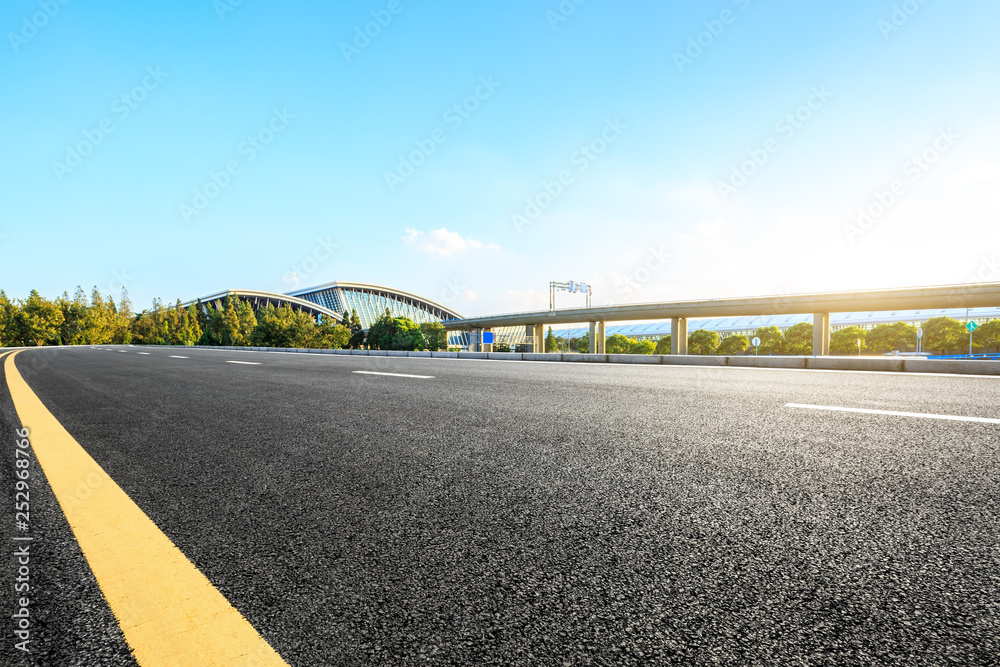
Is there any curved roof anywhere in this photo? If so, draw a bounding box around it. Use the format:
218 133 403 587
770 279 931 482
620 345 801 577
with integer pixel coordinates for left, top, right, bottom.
287 281 463 320
191 290 343 322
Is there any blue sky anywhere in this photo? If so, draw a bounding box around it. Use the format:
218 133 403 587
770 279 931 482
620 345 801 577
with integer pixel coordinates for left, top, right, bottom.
2 0 998 317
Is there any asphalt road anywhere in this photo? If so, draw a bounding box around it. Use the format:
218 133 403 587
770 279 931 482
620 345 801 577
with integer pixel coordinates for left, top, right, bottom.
3 346 999 665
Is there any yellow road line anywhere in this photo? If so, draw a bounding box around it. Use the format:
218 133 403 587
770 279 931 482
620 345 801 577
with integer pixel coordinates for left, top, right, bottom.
4 351 289 667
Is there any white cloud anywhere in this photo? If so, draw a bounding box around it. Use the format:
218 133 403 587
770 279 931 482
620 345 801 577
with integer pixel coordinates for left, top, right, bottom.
496 287 546 312
401 227 500 257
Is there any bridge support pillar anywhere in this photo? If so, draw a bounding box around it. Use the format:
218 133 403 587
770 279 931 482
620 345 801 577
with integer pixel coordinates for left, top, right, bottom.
588 322 607 353
671 317 688 355
589 322 597 353
482 328 493 353
813 312 830 356
525 325 543 352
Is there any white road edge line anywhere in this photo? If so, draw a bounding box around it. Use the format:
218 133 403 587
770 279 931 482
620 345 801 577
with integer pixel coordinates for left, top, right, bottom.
169 355 189 359
785 403 1000 425
226 361 262 365
352 371 435 379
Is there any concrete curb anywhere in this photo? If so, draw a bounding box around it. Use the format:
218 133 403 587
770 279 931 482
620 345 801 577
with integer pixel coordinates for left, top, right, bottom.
728 356 807 369
805 357 903 372
903 359 1000 375
486 352 524 361
140 345 1000 376
607 354 660 364
528 353 564 362
660 355 729 367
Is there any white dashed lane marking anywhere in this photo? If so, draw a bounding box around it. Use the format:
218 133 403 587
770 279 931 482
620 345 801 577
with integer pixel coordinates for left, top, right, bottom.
786 403 1000 425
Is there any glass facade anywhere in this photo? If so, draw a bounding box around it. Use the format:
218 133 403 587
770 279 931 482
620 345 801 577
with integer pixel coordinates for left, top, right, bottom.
289 282 466 345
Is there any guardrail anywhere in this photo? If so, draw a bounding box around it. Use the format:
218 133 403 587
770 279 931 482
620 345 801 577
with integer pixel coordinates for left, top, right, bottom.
928 353 1000 361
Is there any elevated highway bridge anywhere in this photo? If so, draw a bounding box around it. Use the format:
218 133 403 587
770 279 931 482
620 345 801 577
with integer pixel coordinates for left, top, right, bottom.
442 282 1000 355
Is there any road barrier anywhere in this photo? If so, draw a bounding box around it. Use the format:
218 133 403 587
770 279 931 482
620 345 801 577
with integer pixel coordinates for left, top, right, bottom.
158 345 1000 376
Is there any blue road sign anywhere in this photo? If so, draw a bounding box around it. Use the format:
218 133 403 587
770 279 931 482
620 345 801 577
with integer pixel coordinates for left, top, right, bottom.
482 331 494 344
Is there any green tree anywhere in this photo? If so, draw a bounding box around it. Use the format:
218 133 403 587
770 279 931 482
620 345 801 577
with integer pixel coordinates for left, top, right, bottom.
250 304 311 348
629 340 656 354
753 326 784 355
314 319 350 349
80 287 115 344
115 290 134 344
867 321 918 354
831 325 867 355
198 301 225 346
922 316 966 355
545 327 558 353
390 317 424 351
688 329 720 355
195 299 210 337
18 290 64 346
235 300 257 345
573 332 590 353
345 309 365 349
0 290 21 346
366 309 398 350
717 334 749 355
220 295 255 346
178 303 203 345
654 335 672 355
783 322 813 355
975 319 1000 353
57 287 89 345
420 321 448 351
605 333 634 354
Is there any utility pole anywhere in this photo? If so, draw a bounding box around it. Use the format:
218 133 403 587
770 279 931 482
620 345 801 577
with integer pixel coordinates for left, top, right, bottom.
968 307 972 356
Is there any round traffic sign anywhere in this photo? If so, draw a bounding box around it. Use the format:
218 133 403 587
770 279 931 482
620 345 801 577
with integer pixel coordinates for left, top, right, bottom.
917 328 923 338
751 337 761 347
